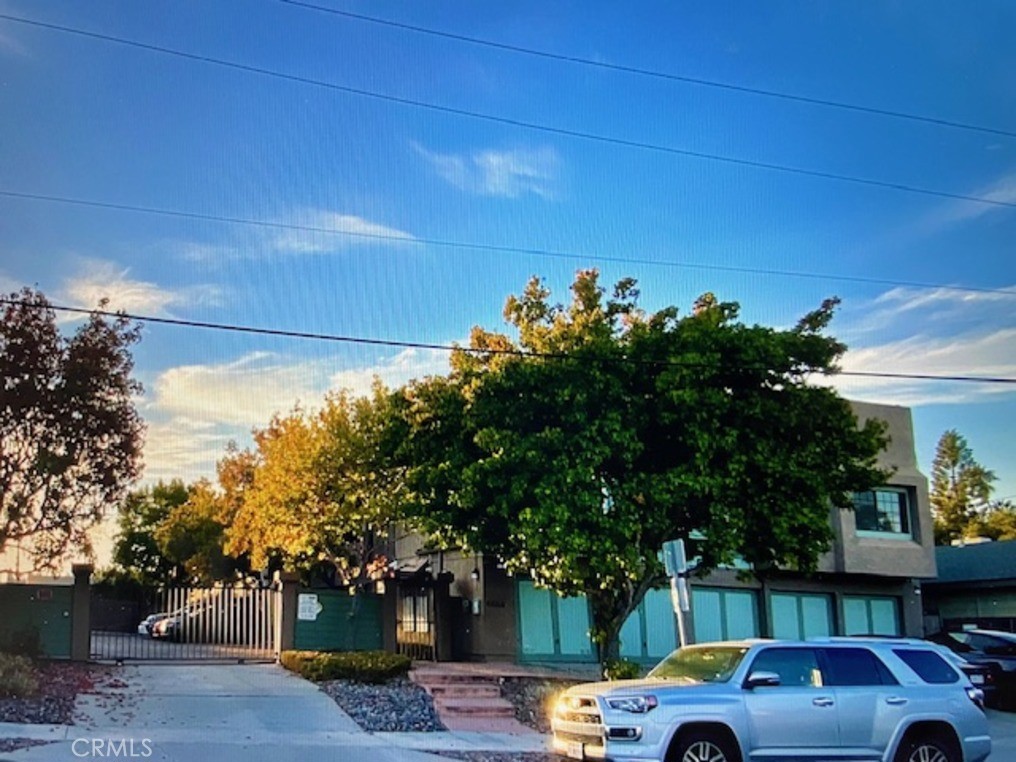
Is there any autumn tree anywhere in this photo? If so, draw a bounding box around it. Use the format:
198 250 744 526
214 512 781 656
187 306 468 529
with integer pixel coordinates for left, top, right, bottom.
112 479 245 585
931 429 997 544
967 501 1016 542
393 271 889 668
155 481 240 584
1 288 144 574
226 384 403 586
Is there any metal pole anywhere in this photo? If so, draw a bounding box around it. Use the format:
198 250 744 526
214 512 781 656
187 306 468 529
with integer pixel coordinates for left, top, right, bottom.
671 577 687 647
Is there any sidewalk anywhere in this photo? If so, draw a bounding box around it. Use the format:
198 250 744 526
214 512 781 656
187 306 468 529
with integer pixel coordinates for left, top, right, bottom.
0 663 553 759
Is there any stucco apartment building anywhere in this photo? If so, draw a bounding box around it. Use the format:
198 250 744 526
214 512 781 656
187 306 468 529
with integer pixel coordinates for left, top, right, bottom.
391 400 936 664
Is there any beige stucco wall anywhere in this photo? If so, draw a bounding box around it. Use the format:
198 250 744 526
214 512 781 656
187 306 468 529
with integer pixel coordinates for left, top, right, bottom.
813 401 935 579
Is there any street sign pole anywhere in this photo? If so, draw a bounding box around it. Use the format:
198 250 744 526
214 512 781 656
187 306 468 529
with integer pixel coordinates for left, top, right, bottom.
663 539 691 647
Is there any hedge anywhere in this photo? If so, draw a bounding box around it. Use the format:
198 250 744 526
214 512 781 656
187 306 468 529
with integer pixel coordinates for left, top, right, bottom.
280 650 411 684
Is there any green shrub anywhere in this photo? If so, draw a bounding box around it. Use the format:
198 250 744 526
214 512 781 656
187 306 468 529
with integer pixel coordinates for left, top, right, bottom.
0 652 39 698
280 650 411 684
603 658 642 681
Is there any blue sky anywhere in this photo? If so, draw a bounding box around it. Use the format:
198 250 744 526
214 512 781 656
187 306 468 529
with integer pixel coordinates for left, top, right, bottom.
1 0 1014 552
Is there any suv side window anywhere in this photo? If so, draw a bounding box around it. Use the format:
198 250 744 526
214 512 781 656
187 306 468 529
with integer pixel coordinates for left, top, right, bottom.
822 648 898 686
749 647 824 687
893 649 960 684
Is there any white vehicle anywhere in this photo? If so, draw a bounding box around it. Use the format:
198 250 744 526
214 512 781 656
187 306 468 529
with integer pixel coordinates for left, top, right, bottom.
551 639 990 762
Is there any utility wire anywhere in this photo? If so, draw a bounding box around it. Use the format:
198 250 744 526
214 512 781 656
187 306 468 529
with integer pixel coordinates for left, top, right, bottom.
278 0 1016 141
2 13 1016 211
2 297 1014 385
3 189 1015 297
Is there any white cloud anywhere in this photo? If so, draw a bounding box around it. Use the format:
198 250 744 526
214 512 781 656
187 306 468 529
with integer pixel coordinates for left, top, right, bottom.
149 352 331 428
329 347 452 396
413 142 560 199
0 29 28 58
141 347 452 483
824 329 1016 407
906 169 1016 238
140 419 238 485
271 210 415 254
824 283 1016 406
59 259 223 317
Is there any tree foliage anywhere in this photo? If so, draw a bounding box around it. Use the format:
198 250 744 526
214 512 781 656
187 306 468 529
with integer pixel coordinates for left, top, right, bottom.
112 478 245 586
155 480 241 584
967 501 1016 542
112 480 189 586
0 288 144 573
931 429 997 545
393 270 889 665
225 384 403 586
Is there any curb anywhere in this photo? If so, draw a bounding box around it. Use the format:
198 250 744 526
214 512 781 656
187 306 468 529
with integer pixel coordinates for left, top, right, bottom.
376 731 552 753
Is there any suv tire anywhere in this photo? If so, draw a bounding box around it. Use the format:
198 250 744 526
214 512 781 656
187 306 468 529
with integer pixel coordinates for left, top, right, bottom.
673 731 740 762
893 734 957 762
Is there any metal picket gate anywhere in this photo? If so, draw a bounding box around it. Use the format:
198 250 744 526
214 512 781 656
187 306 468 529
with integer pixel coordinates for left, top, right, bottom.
90 585 282 662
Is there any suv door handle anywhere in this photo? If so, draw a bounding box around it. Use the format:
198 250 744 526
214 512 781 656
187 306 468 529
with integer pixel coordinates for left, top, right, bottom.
812 697 835 707
885 697 908 706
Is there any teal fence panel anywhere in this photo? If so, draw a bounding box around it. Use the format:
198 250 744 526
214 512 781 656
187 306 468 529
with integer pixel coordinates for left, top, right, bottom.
0 583 73 658
293 591 383 652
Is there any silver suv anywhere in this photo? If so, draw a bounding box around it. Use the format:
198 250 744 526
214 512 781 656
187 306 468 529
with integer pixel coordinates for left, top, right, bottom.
551 638 990 762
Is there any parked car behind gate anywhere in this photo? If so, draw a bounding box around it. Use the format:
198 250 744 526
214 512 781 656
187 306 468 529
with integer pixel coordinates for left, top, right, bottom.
550 638 990 762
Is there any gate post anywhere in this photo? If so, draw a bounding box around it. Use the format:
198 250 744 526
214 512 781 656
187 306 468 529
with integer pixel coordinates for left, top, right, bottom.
71 564 93 662
278 572 300 654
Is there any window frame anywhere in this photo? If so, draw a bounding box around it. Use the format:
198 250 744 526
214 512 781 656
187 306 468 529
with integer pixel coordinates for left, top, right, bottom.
853 487 913 539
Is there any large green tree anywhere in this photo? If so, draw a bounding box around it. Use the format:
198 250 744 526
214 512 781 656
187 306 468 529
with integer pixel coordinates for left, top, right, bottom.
1 288 144 574
394 271 889 667
931 429 997 545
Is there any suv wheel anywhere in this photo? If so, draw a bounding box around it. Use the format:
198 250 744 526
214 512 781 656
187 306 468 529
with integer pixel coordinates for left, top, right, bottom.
894 735 957 762
675 732 738 762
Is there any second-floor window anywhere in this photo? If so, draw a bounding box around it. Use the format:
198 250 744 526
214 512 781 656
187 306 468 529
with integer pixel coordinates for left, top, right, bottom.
853 488 911 537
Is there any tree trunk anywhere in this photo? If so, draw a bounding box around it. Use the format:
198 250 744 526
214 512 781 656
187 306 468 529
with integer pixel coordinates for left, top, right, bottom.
588 575 663 676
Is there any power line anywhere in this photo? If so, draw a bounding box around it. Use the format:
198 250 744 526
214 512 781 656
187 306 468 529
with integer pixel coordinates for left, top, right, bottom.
2 296 1014 386
278 0 1016 141
2 13 1016 212
3 188 1015 297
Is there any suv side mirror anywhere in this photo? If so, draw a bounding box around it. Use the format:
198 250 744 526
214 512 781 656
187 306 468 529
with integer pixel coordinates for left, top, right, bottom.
745 671 781 689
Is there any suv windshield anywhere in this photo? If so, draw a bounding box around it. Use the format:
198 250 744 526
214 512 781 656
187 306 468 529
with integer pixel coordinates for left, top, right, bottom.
647 646 749 683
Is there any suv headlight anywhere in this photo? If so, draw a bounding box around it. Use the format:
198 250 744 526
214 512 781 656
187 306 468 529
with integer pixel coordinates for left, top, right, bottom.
606 695 658 713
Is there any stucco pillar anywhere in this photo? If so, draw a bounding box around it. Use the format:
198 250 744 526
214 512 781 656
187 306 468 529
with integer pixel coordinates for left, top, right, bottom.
70 564 93 662
278 572 300 654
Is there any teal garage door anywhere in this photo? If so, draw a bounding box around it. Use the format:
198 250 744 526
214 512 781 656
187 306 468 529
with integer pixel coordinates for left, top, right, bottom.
620 588 678 662
692 588 759 643
843 596 900 636
517 581 594 661
771 592 833 640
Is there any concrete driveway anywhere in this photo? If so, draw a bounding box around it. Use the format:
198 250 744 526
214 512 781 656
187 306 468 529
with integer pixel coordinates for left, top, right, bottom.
3 664 444 762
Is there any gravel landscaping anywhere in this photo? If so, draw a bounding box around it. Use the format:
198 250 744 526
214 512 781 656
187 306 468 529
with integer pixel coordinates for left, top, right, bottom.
319 677 445 732
501 677 578 734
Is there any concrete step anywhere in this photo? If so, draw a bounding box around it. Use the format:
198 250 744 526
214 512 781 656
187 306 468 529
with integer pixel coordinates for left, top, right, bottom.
411 672 502 685
426 683 501 699
434 697 517 718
